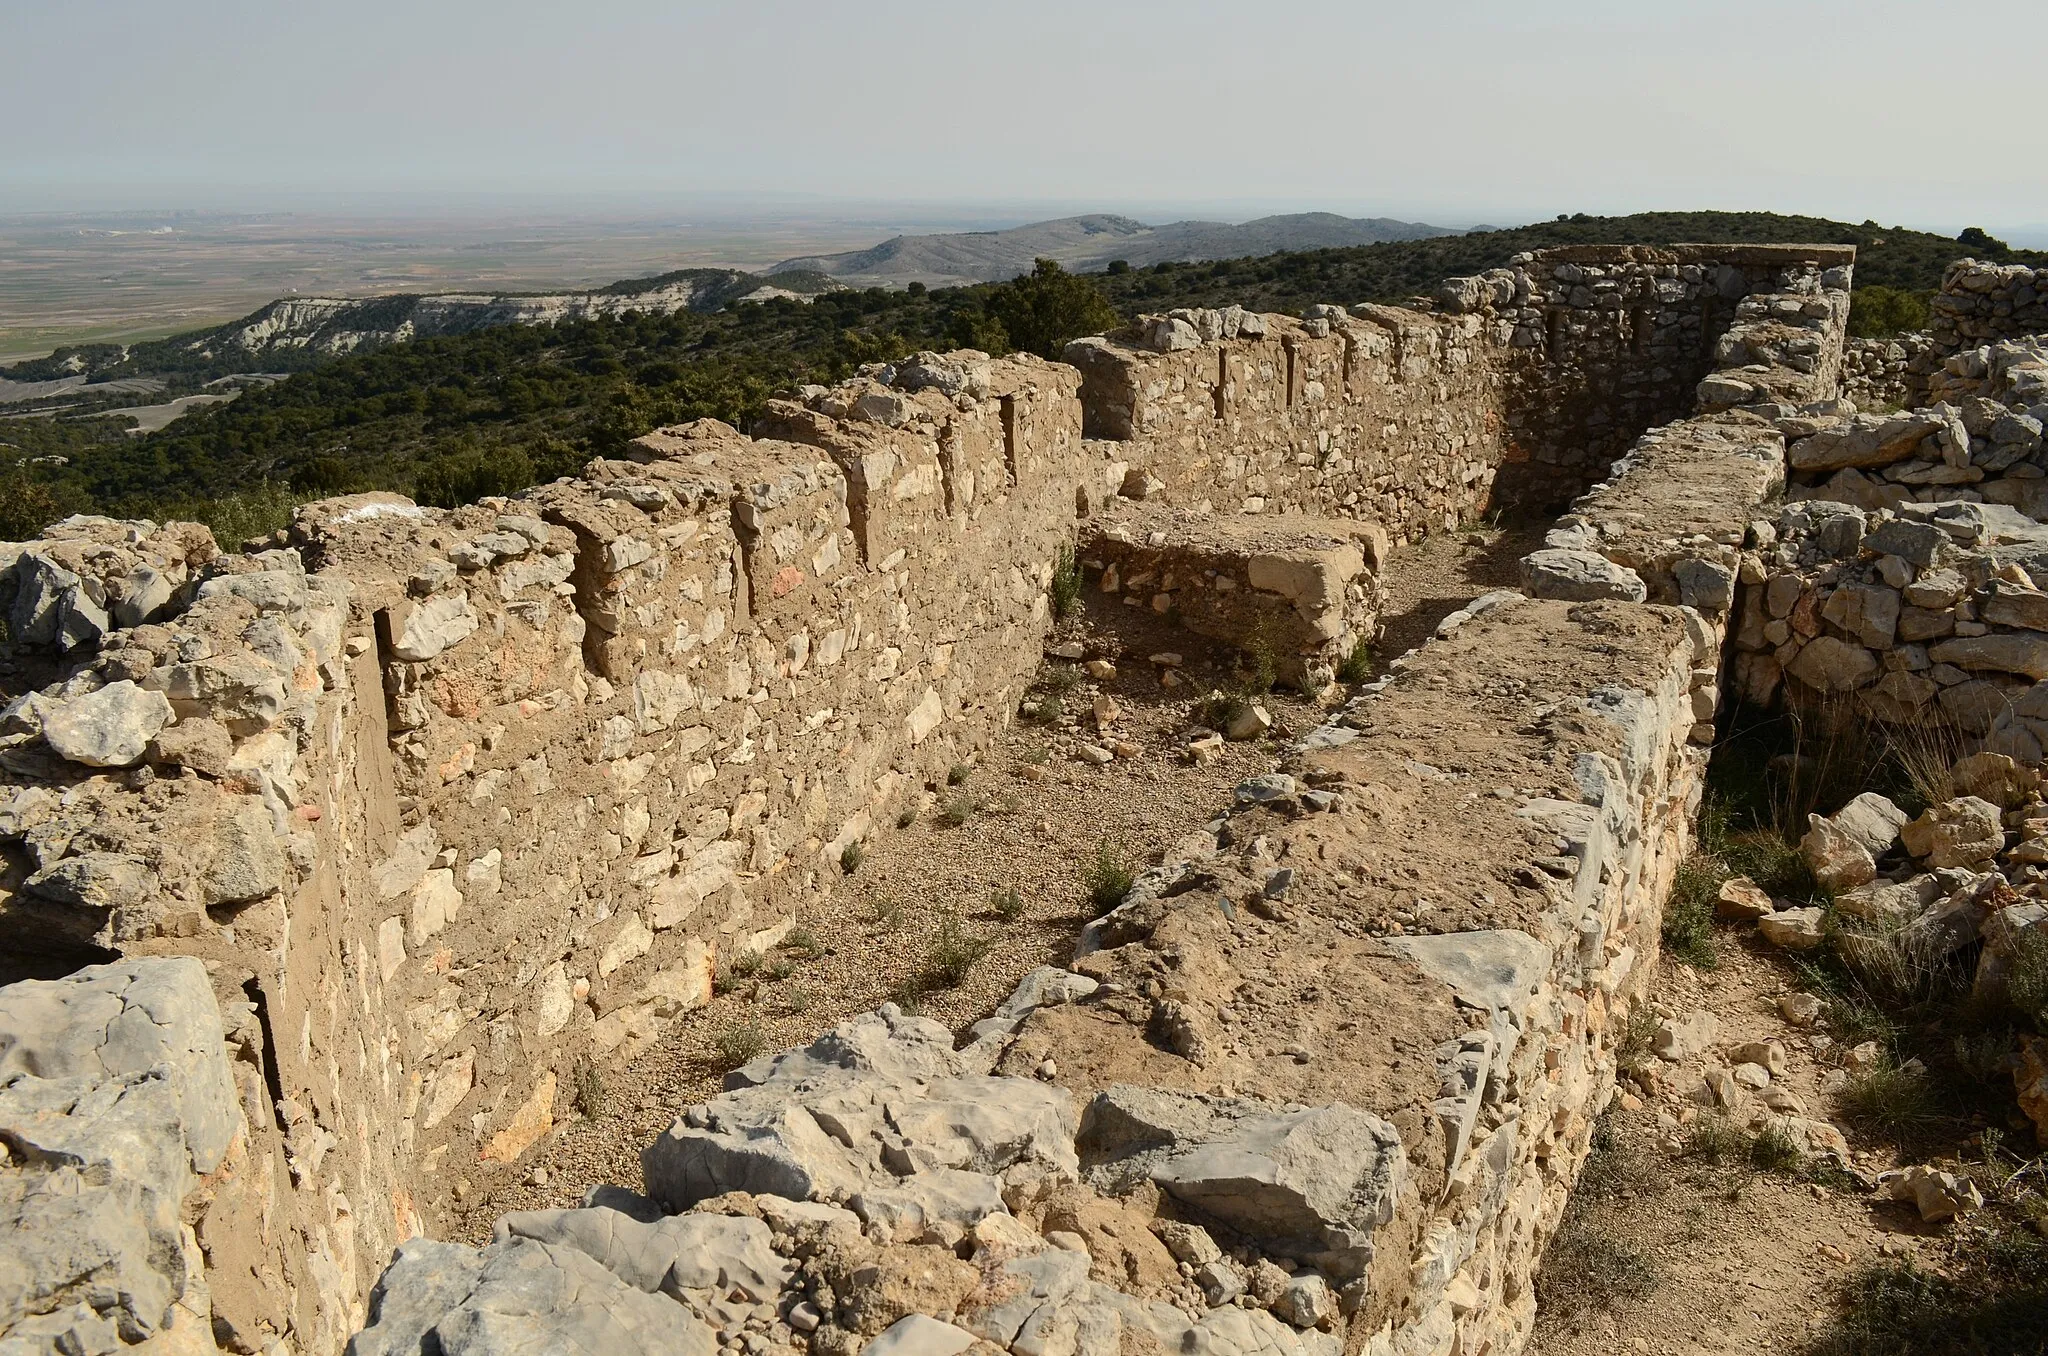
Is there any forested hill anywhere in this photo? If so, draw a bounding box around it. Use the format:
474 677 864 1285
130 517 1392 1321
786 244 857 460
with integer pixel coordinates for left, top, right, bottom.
1 211 2038 542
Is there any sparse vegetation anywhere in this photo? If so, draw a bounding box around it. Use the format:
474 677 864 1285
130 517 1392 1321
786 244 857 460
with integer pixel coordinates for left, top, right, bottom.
1336 636 1377 685
711 1019 768 1071
946 762 972 787
939 792 977 827
781 927 821 959
1837 1058 1939 1145
717 949 761 992
1195 690 1250 734
1662 854 1723 970
992 885 1024 922
1807 1250 2048 1356
1084 839 1135 916
920 913 993 990
571 1057 606 1119
839 839 865 874
1049 543 1083 619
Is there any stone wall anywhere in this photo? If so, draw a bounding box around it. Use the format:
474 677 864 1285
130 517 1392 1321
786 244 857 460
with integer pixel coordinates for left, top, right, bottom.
1724 339 2048 734
0 243 1867 1355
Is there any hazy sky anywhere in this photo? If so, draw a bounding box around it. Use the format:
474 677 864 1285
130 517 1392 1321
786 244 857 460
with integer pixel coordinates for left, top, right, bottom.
7 0 2045 235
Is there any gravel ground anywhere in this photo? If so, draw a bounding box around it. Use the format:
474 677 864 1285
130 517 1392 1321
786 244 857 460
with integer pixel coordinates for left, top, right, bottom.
443 524 1545 1238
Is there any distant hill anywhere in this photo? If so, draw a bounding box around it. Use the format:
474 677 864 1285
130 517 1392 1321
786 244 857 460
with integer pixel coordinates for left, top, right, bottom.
0 268 842 385
7 208 2042 546
769 212 1461 286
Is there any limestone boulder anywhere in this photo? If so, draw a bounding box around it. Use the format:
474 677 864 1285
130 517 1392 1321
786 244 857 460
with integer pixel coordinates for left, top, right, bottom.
1758 907 1827 951
347 1236 717 1356
1078 1084 1404 1279
1714 876 1775 921
1787 412 1943 471
1799 815 1877 893
1828 793 1910 858
34 681 173 768
0 958 242 1350
1785 636 1878 692
641 1005 1076 1217
1518 549 1647 603
1949 751 2040 809
1901 797 2004 868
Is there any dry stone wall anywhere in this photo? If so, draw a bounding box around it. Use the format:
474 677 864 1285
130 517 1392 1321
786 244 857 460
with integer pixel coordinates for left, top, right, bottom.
0 243 1869 1356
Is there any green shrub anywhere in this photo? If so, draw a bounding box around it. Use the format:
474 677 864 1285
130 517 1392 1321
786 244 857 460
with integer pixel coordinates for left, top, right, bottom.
1662 854 1722 970
921 914 992 989
571 1057 606 1118
1837 1060 1938 1143
712 1020 768 1071
992 885 1025 922
1084 840 1135 916
1846 284 1932 339
940 793 976 827
984 259 1120 361
839 839 865 874
947 763 972 787
1049 543 1082 619
1336 637 1377 685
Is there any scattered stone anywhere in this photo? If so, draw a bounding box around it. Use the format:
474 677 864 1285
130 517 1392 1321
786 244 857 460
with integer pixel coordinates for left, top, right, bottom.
1758 907 1828 951
1777 993 1823 1026
1880 1166 1985 1223
1901 797 2004 868
1653 1011 1720 1061
1715 876 1776 920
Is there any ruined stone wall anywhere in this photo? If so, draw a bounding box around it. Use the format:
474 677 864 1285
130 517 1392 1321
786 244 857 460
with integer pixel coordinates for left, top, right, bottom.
0 243 1863 1356
1066 245 1856 531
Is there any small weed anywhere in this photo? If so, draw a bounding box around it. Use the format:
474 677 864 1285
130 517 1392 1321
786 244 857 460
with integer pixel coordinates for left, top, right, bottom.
940 793 977 827
871 899 904 932
1683 1114 1752 1164
1049 543 1082 619
783 983 813 1015
1022 742 1052 765
1615 1006 1661 1078
947 762 972 787
1662 854 1722 970
782 927 821 958
1953 1030 2016 1088
1022 692 1065 725
1239 626 1280 695
711 1020 767 1071
897 806 917 828
992 885 1025 922
840 839 865 874
765 958 796 982
1336 636 1377 685
1886 715 1967 816
1196 690 1250 733
1084 839 1135 916
1748 1123 1803 1174
1535 1197 1659 1323
717 950 760 992
2009 929 2048 1031
1837 1060 1939 1144
890 985 927 1018
572 1057 606 1119
921 912 993 989
1822 987 1903 1050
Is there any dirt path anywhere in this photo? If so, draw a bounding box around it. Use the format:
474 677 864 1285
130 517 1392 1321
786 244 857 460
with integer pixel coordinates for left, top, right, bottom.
1372 518 1550 661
